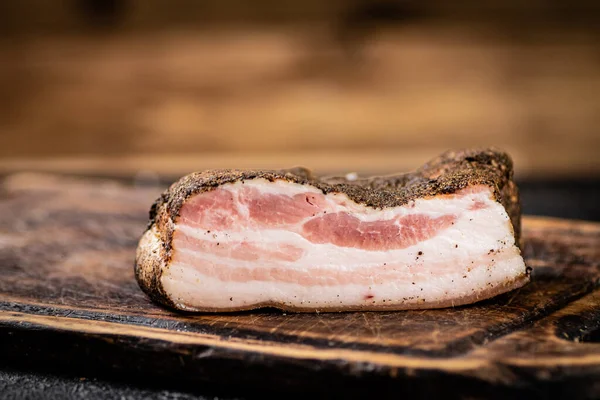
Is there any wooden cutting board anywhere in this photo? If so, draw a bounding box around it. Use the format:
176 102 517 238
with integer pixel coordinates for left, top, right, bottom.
1 173 599 398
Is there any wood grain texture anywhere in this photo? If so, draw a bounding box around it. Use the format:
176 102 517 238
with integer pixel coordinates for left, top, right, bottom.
0 172 599 398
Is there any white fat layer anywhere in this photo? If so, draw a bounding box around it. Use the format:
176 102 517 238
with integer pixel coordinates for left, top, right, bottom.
163 249 524 309
162 179 526 309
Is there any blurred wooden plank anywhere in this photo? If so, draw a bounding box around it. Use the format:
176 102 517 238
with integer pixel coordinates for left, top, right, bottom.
0 146 597 179
1 28 599 176
2 0 599 34
0 151 448 178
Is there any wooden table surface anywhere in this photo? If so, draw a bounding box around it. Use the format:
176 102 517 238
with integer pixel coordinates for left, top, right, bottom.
0 172 599 399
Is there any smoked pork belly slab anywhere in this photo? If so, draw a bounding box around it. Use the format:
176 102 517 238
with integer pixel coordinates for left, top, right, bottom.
135 148 528 312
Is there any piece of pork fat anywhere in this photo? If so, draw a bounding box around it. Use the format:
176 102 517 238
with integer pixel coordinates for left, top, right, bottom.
135 148 529 312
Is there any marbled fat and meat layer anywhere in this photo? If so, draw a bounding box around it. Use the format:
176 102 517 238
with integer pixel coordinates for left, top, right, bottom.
135 148 528 312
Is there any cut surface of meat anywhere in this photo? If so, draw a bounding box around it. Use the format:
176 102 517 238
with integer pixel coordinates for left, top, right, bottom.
135 148 529 312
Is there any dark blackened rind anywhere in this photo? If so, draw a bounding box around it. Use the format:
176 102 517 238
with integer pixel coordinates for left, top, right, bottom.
135 148 522 309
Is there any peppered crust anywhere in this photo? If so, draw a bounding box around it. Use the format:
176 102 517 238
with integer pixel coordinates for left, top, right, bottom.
135 148 522 310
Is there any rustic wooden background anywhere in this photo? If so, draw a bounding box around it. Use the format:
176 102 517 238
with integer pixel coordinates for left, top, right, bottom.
0 4 599 397
0 1 599 177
